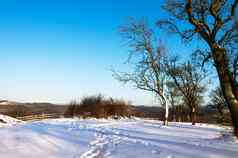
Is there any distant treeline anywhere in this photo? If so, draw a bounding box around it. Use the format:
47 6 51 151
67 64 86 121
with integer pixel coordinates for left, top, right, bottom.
0 97 231 125
63 94 231 125
132 105 231 125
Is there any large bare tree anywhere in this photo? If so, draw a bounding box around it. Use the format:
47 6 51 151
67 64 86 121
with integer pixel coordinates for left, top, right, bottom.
113 19 169 125
209 86 228 123
166 80 181 121
167 59 206 125
158 0 238 136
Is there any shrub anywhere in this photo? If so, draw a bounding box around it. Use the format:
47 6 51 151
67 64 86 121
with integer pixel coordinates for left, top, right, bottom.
64 95 131 118
64 101 79 118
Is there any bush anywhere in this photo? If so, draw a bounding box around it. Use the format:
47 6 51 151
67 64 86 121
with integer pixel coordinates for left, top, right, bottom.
64 101 79 118
64 95 131 118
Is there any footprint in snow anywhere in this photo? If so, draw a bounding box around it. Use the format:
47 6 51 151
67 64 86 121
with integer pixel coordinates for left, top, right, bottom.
152 149 161 155
166 155 175 158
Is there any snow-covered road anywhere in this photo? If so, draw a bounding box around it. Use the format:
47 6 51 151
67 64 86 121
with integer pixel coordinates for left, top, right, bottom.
0 118 237 158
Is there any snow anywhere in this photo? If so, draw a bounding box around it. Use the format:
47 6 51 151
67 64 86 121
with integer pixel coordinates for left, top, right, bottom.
0 114 23 127
0 116 238 158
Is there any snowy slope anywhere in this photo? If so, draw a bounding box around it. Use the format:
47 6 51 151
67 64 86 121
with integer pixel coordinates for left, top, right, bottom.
0 118 237 158
0 114 23 127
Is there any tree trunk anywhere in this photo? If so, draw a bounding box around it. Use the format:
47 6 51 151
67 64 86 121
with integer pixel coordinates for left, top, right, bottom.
217 106 225 123
190 107 196 125
164 100 169 126
212 48 238 137
161 94 169 126
171 103 176 122
177 106 182 122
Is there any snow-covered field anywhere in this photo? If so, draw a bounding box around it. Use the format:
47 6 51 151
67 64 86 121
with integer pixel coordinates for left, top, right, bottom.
0 116 238 158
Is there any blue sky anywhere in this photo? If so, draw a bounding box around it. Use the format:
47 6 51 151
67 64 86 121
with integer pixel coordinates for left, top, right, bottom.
0 0 198 105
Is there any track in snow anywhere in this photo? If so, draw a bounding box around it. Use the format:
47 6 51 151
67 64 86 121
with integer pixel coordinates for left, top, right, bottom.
0 118 237 158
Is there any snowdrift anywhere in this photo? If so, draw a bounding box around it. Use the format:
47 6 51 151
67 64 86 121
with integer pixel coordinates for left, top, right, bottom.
0 114 23 127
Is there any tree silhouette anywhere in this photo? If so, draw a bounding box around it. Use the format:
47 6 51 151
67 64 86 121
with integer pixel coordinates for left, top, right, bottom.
158 0 238 136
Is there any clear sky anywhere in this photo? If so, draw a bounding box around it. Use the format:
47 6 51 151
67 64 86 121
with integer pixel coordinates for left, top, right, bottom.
0 0 196 105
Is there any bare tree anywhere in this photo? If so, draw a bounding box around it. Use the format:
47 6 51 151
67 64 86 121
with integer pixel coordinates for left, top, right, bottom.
158 0 238 136
166 81 181 121
167 59 206 125
209 86 228 123
64 101 78 118
113 19 169 125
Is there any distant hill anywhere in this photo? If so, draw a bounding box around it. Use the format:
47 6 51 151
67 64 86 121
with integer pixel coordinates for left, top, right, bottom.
0 100 19 105
24 102 68 114
0 100 68 117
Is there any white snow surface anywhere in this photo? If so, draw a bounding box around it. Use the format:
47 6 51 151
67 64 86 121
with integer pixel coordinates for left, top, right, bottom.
0 114 23 127
0 117 238 158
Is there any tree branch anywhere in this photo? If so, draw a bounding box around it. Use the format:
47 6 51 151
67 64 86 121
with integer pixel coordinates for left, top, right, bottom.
185 1 211 44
